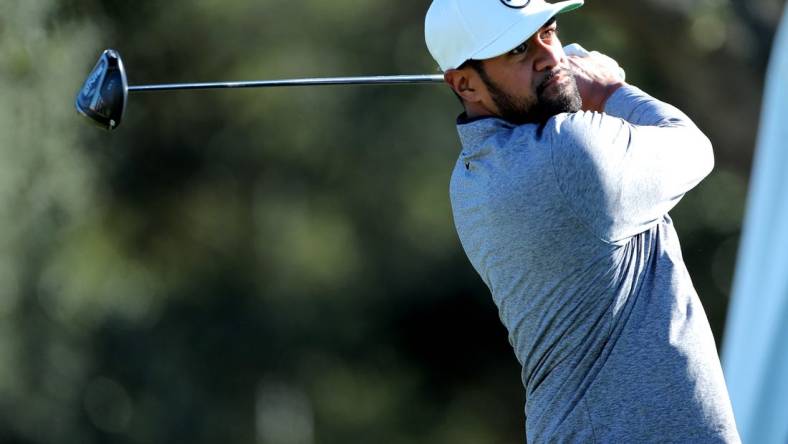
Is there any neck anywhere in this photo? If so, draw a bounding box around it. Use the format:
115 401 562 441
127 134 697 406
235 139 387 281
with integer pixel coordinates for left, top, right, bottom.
464 101 495 120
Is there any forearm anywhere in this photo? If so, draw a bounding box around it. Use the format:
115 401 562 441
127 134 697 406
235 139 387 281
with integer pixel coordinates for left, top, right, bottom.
604 84 699 128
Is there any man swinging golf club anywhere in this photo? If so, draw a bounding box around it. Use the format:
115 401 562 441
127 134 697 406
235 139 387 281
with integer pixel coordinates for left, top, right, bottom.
425 0 740 441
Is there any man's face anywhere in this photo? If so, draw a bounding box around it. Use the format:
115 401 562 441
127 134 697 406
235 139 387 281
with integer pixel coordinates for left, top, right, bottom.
452 20 582 124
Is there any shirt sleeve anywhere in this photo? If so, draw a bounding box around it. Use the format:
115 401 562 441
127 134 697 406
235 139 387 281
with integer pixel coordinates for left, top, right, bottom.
548 85 714 244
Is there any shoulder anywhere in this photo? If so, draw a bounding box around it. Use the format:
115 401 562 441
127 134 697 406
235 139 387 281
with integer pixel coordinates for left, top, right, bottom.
544 111 627 146
543 111 631 167
542 112 637 203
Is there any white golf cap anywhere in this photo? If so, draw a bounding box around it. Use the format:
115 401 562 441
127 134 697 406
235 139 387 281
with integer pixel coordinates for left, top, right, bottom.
425 0 584 71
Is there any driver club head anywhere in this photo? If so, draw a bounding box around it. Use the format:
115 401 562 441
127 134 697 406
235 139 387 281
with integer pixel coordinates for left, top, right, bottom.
75 49 128 130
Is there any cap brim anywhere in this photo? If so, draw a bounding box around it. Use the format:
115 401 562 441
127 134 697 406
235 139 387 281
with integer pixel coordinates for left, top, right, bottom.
470 0 584 62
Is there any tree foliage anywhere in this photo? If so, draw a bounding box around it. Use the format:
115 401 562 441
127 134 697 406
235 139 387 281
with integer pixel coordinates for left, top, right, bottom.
0 0 781 442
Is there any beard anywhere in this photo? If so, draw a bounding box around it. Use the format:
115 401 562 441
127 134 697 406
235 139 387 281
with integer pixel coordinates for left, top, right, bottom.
482 68 582 125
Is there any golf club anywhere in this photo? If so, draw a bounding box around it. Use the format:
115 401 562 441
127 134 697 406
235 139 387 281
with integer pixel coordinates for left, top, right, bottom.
76 49 445 130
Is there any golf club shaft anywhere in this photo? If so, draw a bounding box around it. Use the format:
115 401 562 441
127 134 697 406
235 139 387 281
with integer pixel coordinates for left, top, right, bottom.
128 74 445 92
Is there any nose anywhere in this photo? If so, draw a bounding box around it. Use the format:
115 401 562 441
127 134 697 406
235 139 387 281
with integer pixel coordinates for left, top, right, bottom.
532 35 562 72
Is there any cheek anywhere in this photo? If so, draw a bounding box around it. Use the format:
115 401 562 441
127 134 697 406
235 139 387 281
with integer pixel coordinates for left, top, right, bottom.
485 62 537 98
511 71 538 96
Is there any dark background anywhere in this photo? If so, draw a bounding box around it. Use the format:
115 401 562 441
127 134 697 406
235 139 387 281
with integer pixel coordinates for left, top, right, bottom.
0 0 784 442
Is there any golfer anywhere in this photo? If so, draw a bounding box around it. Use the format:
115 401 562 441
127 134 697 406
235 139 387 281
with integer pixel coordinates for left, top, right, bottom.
425 0 740 442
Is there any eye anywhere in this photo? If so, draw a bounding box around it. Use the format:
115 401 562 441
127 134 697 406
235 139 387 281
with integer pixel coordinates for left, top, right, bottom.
541 27 558 40
509 42 528 55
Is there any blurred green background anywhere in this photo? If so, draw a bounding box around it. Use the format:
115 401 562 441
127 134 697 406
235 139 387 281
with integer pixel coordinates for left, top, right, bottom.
0 0 784 442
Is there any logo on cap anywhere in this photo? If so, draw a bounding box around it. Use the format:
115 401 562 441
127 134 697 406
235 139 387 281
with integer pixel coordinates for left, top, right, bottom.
500 0 531 8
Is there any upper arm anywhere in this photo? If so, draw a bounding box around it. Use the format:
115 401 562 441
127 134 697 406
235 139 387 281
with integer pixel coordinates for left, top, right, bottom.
549 111 713 243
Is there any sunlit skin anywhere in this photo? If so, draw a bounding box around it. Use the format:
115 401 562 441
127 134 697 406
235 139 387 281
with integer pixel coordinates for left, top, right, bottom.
444 20 625 121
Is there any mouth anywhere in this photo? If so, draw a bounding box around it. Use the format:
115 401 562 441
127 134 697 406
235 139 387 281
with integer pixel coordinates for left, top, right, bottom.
546 74 563 88
537 70 569 96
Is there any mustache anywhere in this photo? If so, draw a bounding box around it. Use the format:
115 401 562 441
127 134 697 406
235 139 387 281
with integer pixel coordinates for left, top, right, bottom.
536 68 572 97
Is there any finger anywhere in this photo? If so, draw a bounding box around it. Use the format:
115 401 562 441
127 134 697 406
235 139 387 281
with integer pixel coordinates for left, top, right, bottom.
563 43 589 57
566 56 590 73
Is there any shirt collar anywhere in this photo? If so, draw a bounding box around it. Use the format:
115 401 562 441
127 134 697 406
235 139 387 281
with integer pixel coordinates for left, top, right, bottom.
455 113 515 152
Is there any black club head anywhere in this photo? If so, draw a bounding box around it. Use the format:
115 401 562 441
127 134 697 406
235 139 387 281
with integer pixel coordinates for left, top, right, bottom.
75 49 128 130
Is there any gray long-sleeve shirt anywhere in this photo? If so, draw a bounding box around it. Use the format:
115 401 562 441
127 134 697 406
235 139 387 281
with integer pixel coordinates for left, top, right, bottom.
450 85 740 442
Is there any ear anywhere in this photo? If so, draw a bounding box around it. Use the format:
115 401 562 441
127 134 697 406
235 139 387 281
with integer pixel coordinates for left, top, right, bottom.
444 67 483 104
